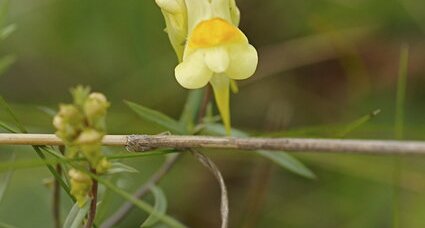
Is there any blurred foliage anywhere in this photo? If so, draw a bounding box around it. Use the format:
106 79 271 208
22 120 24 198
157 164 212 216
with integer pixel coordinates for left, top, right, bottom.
1 0 425 227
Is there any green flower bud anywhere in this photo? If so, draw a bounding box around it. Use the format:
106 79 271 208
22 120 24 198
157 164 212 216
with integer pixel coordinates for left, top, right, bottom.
54 104 84 142
84 93 109 119
71 85 91 107
52 115 64 130
89 92 107 103
58 104 80 120
95 157 111 174
81 144 102 168
69 169 92 207
76 129 103 145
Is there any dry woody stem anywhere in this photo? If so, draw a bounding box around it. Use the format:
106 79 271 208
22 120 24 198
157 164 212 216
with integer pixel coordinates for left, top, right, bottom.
1 133 425 155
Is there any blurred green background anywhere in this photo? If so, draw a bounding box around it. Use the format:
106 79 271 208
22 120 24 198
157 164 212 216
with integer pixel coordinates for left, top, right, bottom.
1 0 425 227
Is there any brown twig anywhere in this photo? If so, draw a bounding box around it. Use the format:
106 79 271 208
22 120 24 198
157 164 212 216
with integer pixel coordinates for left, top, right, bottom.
85 169 98 228
125 135 425 155
2 134 425 155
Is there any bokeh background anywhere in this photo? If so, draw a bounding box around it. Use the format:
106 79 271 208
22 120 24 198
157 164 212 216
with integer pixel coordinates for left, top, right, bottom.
1 0 425 227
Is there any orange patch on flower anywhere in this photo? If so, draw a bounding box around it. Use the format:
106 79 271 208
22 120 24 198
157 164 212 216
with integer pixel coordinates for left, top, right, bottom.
189 18 244 48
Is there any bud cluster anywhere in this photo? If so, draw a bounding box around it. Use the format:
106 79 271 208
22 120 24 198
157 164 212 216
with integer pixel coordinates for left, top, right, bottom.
53 86 110 206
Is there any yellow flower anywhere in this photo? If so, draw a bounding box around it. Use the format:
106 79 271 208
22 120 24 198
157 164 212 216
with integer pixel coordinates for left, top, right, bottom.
175 17 258 89
156 0 258 133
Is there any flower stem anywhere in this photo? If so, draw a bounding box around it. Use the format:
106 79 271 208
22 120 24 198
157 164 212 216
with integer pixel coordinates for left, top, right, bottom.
85 169 98 228
52 163 62 228
52 146 65 228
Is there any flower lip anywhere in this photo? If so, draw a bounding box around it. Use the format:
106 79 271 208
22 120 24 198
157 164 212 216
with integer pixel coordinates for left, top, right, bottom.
188 17 245 49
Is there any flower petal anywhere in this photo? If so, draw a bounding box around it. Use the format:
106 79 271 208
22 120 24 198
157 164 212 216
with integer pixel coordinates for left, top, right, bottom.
225 44 258 80
184 0 212 31
155 0 183 14
175 51 213 89
204 47 230 73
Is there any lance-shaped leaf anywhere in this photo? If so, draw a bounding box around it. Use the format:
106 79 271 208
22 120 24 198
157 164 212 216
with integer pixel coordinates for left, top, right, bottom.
125 101 184 134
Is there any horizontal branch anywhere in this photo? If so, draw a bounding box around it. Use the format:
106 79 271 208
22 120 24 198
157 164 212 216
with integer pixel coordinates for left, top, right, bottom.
0 133 425 155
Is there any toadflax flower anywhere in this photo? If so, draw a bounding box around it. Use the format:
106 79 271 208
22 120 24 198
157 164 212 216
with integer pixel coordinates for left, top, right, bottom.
156 0 258 133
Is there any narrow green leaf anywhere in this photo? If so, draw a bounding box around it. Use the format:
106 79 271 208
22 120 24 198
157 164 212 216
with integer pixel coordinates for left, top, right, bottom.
107 162 139 175
40 146 66 159
140 186 168 227
0 55 15 78
337 109 381 138
78 168 186 228
125 100 184 134
0 96 27 133
0 153 15 205
0 120 17 133
202 124 315 179
63 202 91 228
0 24 15 40
257 150 315 179
179 89 203 132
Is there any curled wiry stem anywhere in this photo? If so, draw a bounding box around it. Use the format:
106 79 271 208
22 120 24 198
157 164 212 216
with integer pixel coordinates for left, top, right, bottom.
191 149 229 228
